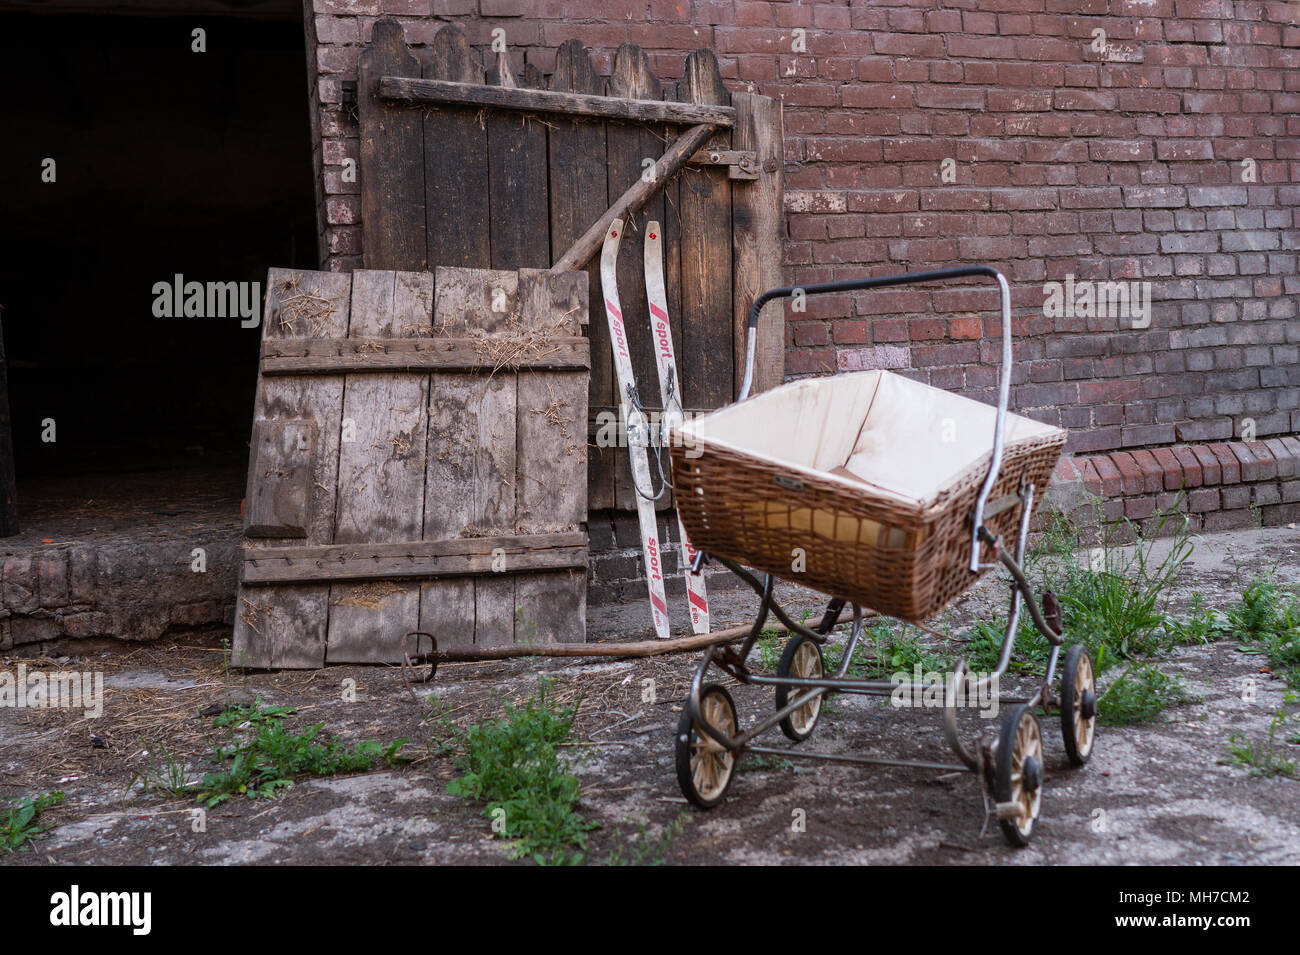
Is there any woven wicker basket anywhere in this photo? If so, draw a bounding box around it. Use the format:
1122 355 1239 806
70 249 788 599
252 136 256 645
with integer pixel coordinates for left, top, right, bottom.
671 370 1066 622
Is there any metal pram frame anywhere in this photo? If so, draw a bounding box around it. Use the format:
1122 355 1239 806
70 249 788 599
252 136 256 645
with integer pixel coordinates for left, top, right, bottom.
673 266 1099 847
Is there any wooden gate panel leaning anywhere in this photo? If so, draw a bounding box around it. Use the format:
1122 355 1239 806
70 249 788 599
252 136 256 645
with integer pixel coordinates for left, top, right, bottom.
233 267 589 668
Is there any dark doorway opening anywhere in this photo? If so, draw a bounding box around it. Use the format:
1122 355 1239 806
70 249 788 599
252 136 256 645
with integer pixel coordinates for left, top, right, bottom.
1 11 316 490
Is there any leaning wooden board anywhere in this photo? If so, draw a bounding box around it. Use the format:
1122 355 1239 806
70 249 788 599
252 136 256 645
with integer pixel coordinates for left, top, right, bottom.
232 266 589 668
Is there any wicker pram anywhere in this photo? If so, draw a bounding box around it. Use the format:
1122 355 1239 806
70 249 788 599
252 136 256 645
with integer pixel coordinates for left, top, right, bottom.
667 266 1098 848
672 368 1066 621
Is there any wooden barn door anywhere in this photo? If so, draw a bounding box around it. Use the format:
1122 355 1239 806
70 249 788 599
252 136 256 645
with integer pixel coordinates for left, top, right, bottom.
357 20 786 515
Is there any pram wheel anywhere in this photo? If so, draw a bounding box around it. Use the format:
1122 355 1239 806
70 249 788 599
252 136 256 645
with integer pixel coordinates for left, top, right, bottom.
1060 644 1098 766
776 635 825 742
676 684 739 809
995 704 1043 847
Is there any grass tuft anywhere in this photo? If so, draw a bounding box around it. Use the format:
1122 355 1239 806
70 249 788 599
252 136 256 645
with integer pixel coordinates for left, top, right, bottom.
446 682 594 865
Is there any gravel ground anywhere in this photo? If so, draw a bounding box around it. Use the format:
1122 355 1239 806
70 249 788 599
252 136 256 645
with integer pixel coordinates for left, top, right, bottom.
1 526 1297 866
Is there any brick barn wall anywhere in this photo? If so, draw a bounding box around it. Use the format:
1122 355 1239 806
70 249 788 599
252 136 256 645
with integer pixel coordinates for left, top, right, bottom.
304 0 1300 535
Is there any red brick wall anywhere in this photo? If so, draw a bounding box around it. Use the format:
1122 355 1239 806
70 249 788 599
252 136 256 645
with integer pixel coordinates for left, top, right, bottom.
305 0 1299 467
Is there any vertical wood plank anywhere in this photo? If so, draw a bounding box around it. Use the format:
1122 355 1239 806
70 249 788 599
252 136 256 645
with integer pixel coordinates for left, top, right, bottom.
424 25 490 269
732 92 787 394
359 18 425 271
514 269 589 644
487 50 550 270
326 270 432 663
421 268 520 647
515 270 589 535
606 44 665 513
548 40 613 510
678 49 734 411
233 269 351 668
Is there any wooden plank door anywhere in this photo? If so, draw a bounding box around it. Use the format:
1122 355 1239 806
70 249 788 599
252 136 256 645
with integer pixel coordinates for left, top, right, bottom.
356 22 788 522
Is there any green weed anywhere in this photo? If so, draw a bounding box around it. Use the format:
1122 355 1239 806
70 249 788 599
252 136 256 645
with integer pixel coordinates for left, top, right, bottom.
756 629 783 672
602 813 689 866
1064 506 1193 660
1162 592 1229 647
1097 662 1193 725
446 683 594 865
0 791 64 854
1225 701 1297 779
130 741 195 798
196 699 409 807
1225 575 1300 687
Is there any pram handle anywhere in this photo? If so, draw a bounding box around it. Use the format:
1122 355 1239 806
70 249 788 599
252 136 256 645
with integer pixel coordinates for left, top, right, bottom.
740 265 1013 573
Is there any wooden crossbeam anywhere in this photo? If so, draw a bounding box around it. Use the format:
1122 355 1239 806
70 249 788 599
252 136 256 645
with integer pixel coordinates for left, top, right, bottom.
379 76 736 128
242 532 588 585
260 337 590 374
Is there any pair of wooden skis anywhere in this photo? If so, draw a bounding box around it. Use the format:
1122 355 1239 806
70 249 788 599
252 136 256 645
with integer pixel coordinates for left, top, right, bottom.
600 219 709 638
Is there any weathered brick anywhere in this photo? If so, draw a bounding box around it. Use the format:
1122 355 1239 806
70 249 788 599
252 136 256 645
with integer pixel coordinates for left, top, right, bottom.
1090 454 1123 497
1202 508 1259 532
1264 438 1297 479
1109 451 1146 496
1152 447 1183 490
1129 449 1166 494
2 558 36 614
1208 443 1242 483
1191 444 1223 485
37 554 68 609
1172 445 1203 487
1244 441 1278 481
1228 443 1262 482
11 617 61 646
1220 484 1252 510
1125 495 1158 520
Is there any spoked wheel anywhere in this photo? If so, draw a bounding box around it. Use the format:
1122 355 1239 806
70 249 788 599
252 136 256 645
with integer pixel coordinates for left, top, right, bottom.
1060 644 1098 766
675 684 739 809
994 704 1044 847
775 635 825 742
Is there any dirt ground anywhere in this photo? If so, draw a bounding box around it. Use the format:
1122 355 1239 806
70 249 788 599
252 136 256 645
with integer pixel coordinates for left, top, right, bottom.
2 526 1297 866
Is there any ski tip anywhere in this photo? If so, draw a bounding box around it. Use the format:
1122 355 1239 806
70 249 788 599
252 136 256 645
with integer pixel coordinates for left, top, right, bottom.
602 220 624 271
646 220 661 242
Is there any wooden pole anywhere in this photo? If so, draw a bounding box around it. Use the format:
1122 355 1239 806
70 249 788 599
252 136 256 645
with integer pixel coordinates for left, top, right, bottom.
551 121 718 274
417 607 861 664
